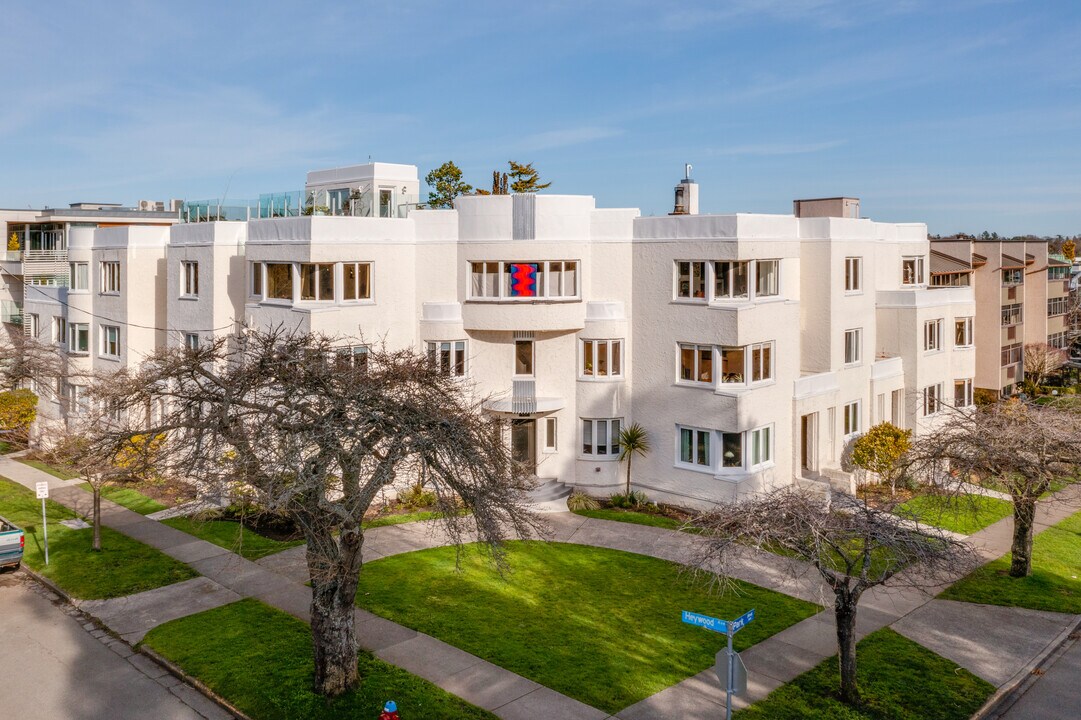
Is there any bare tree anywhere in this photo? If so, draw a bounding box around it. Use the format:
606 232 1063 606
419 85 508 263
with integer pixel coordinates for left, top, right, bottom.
87 328 543 696
907 400 1081 578
0 326 66 400
689 488 972 706
1022 342 1067 392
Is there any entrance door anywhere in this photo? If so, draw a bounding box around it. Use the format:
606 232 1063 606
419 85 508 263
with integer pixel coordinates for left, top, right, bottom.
800 413 817 475
511 419 537 476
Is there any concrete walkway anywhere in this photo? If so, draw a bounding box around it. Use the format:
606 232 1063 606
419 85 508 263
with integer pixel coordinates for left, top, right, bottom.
999 626 1081 720
4 453 1079 720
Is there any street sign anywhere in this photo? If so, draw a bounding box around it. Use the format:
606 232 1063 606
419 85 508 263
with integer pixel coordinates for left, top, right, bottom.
35 482 50 565
716 649 747 695
731 609 756 632
35 482 49 499
681 610 727 634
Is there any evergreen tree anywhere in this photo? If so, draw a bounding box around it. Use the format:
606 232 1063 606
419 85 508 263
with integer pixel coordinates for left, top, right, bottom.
424 161 473 209
508 161 551 193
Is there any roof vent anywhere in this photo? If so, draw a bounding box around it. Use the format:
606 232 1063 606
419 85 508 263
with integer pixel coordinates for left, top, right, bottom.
669 164 699 216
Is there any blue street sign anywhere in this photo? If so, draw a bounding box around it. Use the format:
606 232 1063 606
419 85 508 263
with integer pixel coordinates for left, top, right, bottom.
731 609 756 632
682 610 727 634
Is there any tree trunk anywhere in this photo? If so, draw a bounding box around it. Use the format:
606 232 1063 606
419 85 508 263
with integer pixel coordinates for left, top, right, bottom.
834 590 860 706
1009 496 1037 578
307 524 365 696
92 486 101 552
625 454 632 496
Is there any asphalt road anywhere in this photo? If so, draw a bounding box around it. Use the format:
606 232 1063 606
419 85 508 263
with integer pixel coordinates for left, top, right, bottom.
0 571 210 720
1000 629 1081 720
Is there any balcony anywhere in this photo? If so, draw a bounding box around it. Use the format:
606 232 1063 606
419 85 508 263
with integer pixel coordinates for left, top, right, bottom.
794 371 839 401
462 300 585 332
0 300 23 326
483 379 565 415
871 355 904 381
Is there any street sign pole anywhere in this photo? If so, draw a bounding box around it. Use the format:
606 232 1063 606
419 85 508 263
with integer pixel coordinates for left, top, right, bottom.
726 624 734 720
36 482 49 565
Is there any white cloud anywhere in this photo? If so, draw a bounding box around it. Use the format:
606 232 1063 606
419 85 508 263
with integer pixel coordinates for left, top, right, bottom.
515 126 623 152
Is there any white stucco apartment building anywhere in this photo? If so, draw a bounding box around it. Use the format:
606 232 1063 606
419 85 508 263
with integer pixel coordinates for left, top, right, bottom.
21 164 976 507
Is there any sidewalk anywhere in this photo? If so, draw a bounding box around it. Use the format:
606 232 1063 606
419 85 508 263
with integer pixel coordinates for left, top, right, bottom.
4 452 1079 720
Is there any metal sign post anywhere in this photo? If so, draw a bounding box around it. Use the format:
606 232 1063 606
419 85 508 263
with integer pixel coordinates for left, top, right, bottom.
683 609 755 719
35 482 49 565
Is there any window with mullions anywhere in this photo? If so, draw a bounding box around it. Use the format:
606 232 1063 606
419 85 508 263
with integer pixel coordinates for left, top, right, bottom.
581 418 621 458
101 261 120 293
954 379 973 408
581 339 622 379
955 317 973 347
69 262 89 291
679 343 713 383
1048 266 1070 280
755 260 780 297
343 263 371 300
1048 297 1069 317
428 341 467 377
266 263 293 300
844 257 862 292
678 426 711 467
922 383 943 416
1002 268 1024 286
101 325 119 358
924 319 943 352
844 328 862 364
182 261 199 297
843 401 861 436
334 345 369 372
902 256 925 285
300 263 335 301
69 323 89 353
1001 304 1023 326
713 261 749 300
678 261 706 299
469 261 578 300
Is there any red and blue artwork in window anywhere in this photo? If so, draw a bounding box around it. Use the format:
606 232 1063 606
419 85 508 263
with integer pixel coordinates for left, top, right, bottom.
510 263 538 297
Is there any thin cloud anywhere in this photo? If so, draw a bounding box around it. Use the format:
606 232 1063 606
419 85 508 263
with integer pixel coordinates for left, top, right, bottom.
708 140 847 156
516 126 622 152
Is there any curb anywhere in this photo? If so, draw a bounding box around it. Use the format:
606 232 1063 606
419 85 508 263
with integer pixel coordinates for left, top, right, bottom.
17 565 247 720
141 646 256 720
971 614 1081 719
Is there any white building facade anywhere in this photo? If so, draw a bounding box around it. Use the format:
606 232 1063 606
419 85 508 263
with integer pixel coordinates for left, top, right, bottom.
24 165 976 508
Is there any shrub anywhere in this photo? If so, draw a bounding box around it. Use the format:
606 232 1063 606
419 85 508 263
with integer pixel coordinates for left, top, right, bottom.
609 490 654 509
398 483 437 509
567 490 599 511
0 389 37 441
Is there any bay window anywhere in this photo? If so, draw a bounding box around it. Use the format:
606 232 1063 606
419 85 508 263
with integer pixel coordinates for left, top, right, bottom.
679 343 713 383
265 263 293 300
428 341 467 377
469 261 578 300
679 426 711 467
582 418 621 458
343 262 371 300
300 263 334 301
581 339 623 379
714 261 749 300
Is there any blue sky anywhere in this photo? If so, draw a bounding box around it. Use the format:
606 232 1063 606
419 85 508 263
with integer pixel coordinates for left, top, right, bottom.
3 0 1078 236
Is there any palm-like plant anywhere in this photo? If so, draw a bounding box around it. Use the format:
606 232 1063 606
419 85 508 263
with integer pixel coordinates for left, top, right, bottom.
618 423 651 496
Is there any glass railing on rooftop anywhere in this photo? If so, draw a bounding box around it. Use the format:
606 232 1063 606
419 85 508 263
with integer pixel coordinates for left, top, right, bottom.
181 188 422 223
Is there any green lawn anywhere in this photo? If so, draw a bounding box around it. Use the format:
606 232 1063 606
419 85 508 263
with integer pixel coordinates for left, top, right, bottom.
162 516 303 560
79 483 167 516
0 477 196 599
17 458 80 480
364 510 447 529
141 599 495 720
736 629 993 719
356 541 820 714
572 507 682 530
896 494 1013 535
941 508 1081 613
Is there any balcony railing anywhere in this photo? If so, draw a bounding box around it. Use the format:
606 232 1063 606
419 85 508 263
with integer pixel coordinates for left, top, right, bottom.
0 251 21 262
511 379 537 414
24 249 67 262
0 300 23 326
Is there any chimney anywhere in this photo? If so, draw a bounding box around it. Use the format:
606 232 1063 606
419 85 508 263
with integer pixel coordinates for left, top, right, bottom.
669 163 699 215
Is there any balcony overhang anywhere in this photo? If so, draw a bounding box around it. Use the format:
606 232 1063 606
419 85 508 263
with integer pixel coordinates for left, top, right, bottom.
484 397 565 416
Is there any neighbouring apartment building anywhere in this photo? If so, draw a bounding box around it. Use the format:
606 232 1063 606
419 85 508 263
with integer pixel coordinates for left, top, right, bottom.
20 164 976 507
929 237 1071 396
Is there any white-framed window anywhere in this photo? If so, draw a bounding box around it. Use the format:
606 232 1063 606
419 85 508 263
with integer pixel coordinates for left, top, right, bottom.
954 317 973 347
1001 304 1023 326
1048 297 1069 317
678 343 713 384
954 379 973 408
100 325 119 358
379 188 393 218
66 384 87 415
1001 343 1022 367
581 339 623 379
469 261 578 300
334 345 370 371
53 317 66 345
69 262 89 291
719 346 745 384
185 333 199 351
713 261 750 300
755 260 780 297
923 383 943 416
678 261 707 300
100 261 120 293
749 424 773 468
749 342 773 382
68 323 89 353
844 328 862 364
543 417 558 452
843 401 861 436
678 425 712 468
265 263 293 300
428 341 467 377
844 257 862 292
300 263 335 301
902 256 925 285
515 339 534 376
27 313 39 338
1002 268 1024 286
250 262 263 296
924 319 943 352
582 418 621 458
182 261 199 297
1048 266 1070 280
1049 331 1069 349
343 262 371 300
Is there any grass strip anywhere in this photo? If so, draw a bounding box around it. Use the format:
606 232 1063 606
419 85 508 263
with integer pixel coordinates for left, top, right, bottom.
896 494 1013 535
736 628 993 719
78 482 167 516
0 477 195 599
941 508 1081 613
356 540 819 714
141 598 495 720
162 516 304 560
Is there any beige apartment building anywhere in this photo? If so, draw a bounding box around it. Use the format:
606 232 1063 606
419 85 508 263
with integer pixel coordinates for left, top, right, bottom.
21 165 977 507
930 238 1071 396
